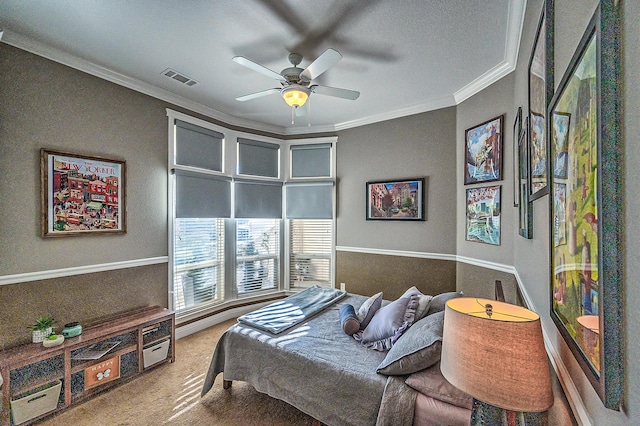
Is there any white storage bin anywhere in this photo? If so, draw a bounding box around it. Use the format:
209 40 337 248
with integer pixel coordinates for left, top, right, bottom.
11 380 62 425
143 339 170 368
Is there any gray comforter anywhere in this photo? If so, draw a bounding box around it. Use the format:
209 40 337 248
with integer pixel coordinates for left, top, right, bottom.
201 294 417 426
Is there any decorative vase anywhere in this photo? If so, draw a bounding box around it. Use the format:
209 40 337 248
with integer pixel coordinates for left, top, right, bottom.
32 327 52 343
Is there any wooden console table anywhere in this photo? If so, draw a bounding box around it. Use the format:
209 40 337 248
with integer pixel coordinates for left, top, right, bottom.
0 306 174 425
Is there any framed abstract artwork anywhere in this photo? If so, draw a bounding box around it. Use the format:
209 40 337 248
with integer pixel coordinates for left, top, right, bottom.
549 1 622 409
527 1 554 201
464 115 504 185
366 178 425 221
518 117 533 239
41 149 126 237
465 185 501 246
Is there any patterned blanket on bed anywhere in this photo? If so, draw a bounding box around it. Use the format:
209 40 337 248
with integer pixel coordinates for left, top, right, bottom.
236 285 346 334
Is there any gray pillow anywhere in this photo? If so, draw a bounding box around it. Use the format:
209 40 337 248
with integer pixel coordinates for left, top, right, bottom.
377 311 444 375
356 292 383 329
357 294 419 351
425 291 463 316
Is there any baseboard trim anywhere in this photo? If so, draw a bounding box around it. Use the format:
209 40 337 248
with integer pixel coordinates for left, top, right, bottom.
175 301 272 340
0 256 169 286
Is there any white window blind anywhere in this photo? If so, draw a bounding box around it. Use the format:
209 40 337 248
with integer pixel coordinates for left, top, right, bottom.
236 219 280 295
173 218 225 313
289 219 332 289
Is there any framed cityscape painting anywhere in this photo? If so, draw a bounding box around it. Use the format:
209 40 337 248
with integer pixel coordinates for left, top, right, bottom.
366 178 425 221
464 115 504 185
549 2 622 409
41 149 126 237
465 185 501 245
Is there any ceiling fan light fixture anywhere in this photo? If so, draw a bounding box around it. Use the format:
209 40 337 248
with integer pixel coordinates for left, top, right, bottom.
282 85 310 107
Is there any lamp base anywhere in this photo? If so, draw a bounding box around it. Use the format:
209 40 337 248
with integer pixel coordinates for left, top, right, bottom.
470 399 548 426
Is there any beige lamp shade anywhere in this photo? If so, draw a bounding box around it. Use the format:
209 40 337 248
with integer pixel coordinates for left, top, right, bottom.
440 298 553 412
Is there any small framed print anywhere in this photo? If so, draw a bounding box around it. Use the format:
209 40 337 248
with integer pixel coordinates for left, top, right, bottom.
464 115 504 185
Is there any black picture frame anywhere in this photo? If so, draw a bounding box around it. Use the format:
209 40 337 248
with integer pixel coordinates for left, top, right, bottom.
527 1 554 201
463 115 504 185
518 117 533 239
366 178 425 221
548 1 622 410
513 107 522 208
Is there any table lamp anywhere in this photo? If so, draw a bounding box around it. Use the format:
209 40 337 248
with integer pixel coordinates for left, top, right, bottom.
440 298 553 425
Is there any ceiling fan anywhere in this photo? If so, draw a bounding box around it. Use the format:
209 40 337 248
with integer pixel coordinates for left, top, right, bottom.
233 48 360 122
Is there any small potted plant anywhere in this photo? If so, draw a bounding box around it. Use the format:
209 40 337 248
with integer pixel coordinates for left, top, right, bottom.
31 316 55 343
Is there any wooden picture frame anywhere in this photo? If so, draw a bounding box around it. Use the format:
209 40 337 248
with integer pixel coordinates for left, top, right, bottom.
366 178 425 221
527 1 554 201
549 1 622 409
464 115 504 185
41 149 126 237
465 185 501 246
518 117 533 239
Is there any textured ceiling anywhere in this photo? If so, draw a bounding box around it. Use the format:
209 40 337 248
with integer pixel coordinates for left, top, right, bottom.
0 0 524 135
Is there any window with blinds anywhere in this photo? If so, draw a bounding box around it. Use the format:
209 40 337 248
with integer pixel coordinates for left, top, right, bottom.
173 218 225 312
236 218 280 295
289 219 332 289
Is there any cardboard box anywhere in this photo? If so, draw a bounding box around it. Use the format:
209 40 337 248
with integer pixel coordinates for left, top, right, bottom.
11 380 62 425
143 339 170 368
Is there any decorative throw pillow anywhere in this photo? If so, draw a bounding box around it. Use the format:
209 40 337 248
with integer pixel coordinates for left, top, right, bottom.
357 293 419 351
425 291 463 317
405 362 473 409
356 292 383 329
376 311 444 375
401 286 433 322
339 304 361 335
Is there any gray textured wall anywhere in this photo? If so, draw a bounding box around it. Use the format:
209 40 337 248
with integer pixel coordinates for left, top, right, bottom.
0 45 169 275
335 108 457 254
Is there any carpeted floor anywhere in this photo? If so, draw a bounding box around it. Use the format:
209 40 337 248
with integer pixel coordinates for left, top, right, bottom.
39 318 315 426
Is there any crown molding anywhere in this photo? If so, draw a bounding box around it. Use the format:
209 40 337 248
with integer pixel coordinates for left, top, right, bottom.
1 30 287 136
453 0 525 104
1 0 526 137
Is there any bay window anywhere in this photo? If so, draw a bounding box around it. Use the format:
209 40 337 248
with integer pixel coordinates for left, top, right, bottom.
168 109 336 321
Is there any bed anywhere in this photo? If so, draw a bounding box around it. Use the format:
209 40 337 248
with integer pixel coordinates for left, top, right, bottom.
201 287 473 426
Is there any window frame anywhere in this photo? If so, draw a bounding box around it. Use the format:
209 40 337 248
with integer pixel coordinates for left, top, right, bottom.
167 108 337 322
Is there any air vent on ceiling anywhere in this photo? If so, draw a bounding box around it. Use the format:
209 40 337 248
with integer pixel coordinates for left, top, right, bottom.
161 68 198 87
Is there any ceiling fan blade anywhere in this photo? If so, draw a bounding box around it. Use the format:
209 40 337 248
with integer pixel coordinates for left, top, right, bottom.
236 88 280 102
300 48 342 81
233 56 283 81
311 85 360 100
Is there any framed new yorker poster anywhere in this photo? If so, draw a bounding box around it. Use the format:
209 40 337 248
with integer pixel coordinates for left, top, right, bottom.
41 149 126 237
528 1 554 201
549 2 622 409
465 185 501 246
464 115 504 185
